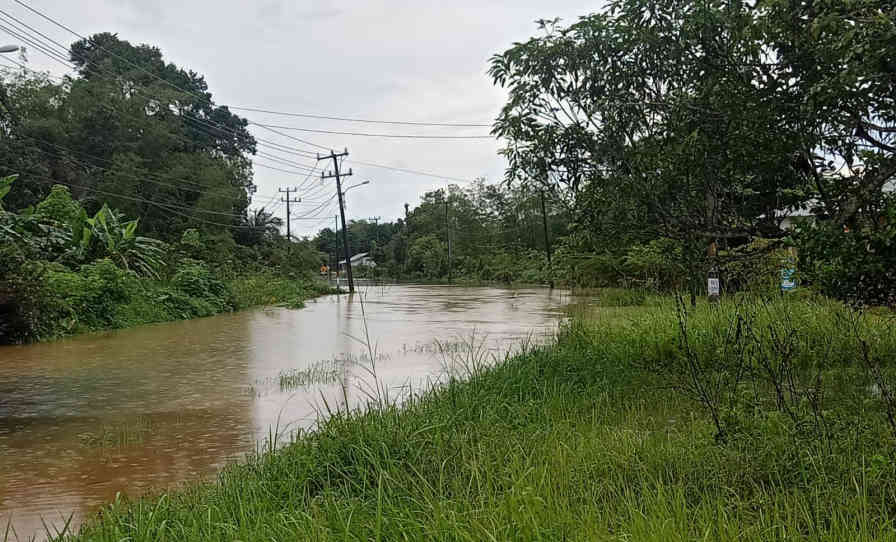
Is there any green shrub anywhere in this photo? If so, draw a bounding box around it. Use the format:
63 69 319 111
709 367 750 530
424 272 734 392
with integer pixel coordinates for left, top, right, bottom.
227 274 316 310
0 254 66 343
622 238 687 290
35 184 81 223
721 238 790 294
795 202 896 308
171 259 233 312
44 259 138 332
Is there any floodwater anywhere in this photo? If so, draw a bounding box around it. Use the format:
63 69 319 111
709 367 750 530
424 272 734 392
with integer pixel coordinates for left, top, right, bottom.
0 284 577 540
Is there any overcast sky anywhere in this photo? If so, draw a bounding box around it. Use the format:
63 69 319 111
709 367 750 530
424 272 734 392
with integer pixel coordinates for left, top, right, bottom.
4 0 602 238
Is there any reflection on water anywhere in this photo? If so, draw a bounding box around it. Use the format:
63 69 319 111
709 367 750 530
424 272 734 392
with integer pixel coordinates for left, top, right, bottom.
0 285 576 539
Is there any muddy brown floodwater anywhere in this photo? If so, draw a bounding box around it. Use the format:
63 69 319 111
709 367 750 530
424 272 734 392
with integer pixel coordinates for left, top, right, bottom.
0 284 579 540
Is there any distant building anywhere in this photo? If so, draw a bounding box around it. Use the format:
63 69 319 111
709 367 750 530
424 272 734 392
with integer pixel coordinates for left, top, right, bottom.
778 204 816 231
338 252 376 270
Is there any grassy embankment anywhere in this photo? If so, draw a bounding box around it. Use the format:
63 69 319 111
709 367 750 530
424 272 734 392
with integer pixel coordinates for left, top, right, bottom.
67 292 896 541
19 257 339 343
97 273 337 331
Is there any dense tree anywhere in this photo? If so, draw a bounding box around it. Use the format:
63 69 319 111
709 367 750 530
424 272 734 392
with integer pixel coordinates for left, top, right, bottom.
312 180 568 283
0 33 257 241
490 1 810 249
487 0 895 300
760 0 895 226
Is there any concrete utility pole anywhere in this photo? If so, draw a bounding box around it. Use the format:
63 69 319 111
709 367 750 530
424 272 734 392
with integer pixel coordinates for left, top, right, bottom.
330 214 338 284
445 197 452 284
540 190 554 288
278 187 300 242
318 149 355 293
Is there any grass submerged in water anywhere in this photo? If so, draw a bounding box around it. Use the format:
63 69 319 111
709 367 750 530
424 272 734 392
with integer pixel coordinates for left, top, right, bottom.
66 295 896 541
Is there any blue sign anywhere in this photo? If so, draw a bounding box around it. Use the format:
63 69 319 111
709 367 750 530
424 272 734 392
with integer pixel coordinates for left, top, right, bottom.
781 268 796 291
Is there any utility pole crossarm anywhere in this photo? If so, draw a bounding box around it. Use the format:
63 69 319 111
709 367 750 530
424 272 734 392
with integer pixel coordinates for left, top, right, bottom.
278 187 301 242
317 149 355 293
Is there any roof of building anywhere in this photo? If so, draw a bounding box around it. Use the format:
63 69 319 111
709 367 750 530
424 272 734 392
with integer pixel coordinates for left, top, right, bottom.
338 252 370 265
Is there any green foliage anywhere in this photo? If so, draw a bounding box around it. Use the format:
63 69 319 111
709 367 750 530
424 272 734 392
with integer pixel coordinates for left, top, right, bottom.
0 249 61 342
0 174 16 210
42 259 137 333
179 228 201 249
482 0 895 300
796 198 896 307
227 274 333 311
406 234 446 279
490 1 809 248
0 176 328 343
1 33 255 235
320 181 566 285
171 260 232 310
75 204 167 278
622 239 687 290
594 287 648 307
35 184 80 223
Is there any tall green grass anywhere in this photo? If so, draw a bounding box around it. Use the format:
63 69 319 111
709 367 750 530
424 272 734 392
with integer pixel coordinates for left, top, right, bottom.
65 295 896 541
227 274 338 311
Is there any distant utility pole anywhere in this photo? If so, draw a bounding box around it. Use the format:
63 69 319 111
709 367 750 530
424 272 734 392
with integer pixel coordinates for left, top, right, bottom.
445 197 452 284
368 216 381 251
279 187 301 242
318 149 355 294
332 214 338 284
540 190 554 288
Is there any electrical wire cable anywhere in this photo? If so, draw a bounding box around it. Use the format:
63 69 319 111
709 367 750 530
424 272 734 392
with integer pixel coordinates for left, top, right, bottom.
228 106 492 128
1 58 326 201
249 122 494 140
1 8 332 158
9 126 290 204
6 1 494 132
0 55 324 173
23 173 262 227
2 8 482 188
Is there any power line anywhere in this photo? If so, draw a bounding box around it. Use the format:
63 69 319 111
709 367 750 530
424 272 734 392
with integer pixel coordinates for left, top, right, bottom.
255 150 318 172
3 4 334 158
181 113 322 160
0 49 324 170
23 173 261 226
250 122 494 140
291 193 337 220
278 186 301 240
3 60 476 191
0 19 72 69
0 7 69 52
248 122 332 151
229 106 492 128
2 6 483 189
319 148 355 292
348 160 472 183
253 161 317 177
1 58 324 198
15 132 272 204
8 133 301 221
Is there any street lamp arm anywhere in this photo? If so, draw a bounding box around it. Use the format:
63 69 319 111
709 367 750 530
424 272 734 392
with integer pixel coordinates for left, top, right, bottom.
341 179 371 195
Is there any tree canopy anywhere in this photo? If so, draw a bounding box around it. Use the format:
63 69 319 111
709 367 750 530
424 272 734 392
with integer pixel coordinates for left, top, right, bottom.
487 0 895 301
1 32 258 241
